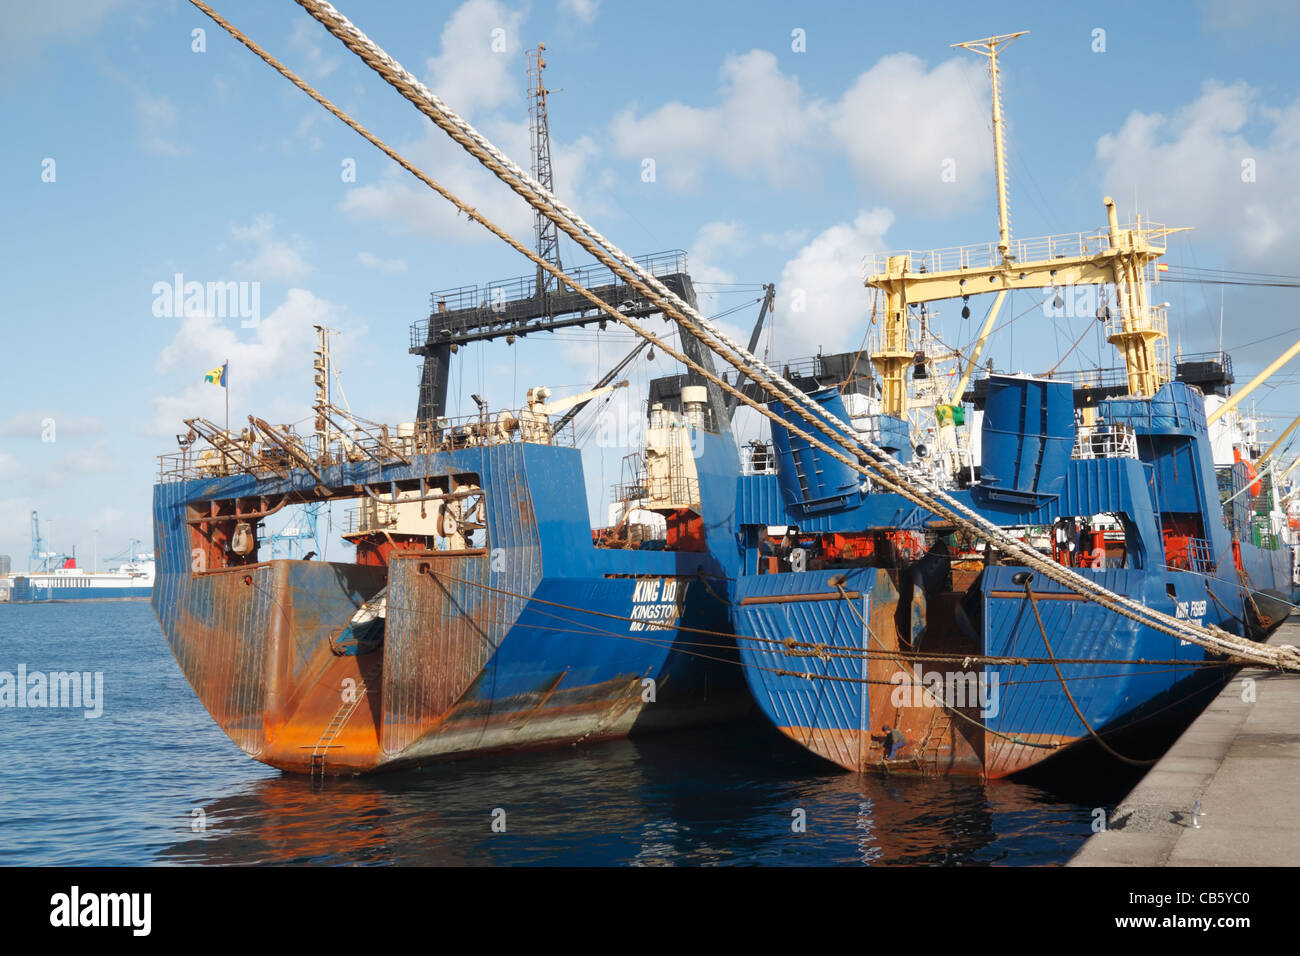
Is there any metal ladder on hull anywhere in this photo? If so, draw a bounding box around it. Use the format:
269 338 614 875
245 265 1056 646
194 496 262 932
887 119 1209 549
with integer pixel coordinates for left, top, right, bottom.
917 706 953 772
309 680 367 776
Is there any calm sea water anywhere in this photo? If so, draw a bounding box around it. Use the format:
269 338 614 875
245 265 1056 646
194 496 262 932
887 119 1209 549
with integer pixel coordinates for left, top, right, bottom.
0 602 1140 866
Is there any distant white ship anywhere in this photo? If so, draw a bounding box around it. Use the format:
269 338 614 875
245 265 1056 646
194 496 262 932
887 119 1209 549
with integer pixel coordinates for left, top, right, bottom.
0 555 154 603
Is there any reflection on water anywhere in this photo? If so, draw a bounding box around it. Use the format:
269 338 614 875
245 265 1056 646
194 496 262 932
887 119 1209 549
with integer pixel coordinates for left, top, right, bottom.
159 718 1131 866
2 603 1140 866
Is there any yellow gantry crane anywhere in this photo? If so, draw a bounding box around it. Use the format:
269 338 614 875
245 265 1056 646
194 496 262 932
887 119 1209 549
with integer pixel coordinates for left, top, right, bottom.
865 31 1189 419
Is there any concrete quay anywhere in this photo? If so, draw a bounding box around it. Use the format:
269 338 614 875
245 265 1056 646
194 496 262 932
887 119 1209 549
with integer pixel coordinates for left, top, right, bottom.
1070 621 1300 866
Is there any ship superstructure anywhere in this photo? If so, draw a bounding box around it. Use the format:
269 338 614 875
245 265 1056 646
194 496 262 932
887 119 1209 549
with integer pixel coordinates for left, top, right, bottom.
723 32 1298 776
178 2 1300 782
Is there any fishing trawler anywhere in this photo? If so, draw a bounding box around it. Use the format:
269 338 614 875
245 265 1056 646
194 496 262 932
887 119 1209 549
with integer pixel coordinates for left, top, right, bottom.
153 297 751 774
148 28 764 773
175 5 1300 782
723 32 1298 778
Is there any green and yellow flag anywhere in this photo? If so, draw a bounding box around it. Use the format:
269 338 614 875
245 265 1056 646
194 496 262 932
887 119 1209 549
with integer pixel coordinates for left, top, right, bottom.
204 363 228 387
935 404 965 427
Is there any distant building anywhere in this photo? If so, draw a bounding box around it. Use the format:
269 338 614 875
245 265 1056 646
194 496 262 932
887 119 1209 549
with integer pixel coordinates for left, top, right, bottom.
0 555 10 576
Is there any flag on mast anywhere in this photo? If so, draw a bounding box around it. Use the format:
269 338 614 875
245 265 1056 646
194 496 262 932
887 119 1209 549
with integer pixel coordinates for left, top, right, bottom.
204 363 229 387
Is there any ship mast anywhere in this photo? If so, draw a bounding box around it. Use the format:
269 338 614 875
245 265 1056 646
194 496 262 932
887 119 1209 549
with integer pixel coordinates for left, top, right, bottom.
528 43 562 296
866 30 1188 418
313 324 332 450
952 32 1024 263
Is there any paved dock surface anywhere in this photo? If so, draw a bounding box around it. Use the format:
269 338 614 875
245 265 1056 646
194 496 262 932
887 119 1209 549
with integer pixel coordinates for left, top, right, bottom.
1070 622 1300 866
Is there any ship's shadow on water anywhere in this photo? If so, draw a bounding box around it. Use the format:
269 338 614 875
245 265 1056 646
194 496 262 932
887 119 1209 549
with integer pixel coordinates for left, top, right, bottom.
158 715 1127 866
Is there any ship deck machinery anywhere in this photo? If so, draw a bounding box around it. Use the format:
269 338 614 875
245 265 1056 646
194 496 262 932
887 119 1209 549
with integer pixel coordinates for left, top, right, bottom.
152 369 751 776
717 30 1294 779
728 374 1290 779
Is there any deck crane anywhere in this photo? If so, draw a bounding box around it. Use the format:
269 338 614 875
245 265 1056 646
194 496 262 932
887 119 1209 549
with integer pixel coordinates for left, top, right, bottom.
865 31 1190 426
500 381 629 443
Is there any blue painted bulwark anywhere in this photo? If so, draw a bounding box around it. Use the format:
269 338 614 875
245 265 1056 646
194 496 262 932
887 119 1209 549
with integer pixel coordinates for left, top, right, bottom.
979 375 1074 505
720 377 1294 778
872 414 913 464
767 387 863 516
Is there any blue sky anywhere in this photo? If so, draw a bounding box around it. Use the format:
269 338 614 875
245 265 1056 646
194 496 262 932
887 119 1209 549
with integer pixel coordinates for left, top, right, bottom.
3 0 1300 568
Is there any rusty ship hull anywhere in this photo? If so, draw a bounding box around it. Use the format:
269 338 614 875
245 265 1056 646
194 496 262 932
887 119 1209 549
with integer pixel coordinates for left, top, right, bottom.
153 432 749 775
727 378 1290 779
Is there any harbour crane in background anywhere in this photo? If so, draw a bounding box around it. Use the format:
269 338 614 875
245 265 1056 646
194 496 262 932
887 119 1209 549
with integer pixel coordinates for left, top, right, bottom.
29 511 66 572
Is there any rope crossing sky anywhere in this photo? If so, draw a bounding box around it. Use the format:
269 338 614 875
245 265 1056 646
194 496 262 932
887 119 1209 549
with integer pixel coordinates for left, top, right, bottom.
192 0 1300 673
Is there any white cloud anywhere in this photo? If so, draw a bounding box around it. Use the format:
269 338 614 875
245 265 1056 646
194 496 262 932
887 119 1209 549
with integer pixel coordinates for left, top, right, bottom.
1199 0 1300 30
340 117 609 246
337 0 614 246
90 506 125 530
0 453 21 482
708 211 895 447
611 48 991 212
0 0 125 62
688 220 745 316
775 208 894 353
761 228 811 249
423 0 526 118
339 121 534 243
135 91 189 157
0 496 36 560
287 17 340 79
150 288 344 437
827 53 991 212
692 220 746 261
43 440 117 487
0 438 118 493
0 413 103 439
560 0 600 23
231 214 313 282
1095 80 1300 263
358 251 408 274
611 50 820 191
292 112 325 152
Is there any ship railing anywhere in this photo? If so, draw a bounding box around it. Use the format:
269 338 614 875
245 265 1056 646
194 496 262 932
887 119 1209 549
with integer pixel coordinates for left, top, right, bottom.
424 249 688 328
343 503 398 535
1186 537 1216 573
863 223 1168 280
1104 304 1170 342
735 354 844 386
157 409 576 483
611 480 650 503
427 284 481 314
1165 536 1216 573
1072 424 1139 460
741 440 777 475
610 475 699 507
1176 349 1234 380
1250 514 1280 551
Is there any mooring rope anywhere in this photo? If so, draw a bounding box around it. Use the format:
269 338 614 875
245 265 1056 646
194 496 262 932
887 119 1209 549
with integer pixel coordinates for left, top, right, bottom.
191 0 1300 672
283 0 1300 670
1024 579 1159 766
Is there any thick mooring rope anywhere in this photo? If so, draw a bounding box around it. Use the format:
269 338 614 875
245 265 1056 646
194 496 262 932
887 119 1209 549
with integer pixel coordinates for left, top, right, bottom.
284 0 1300 671
191 0 1300 672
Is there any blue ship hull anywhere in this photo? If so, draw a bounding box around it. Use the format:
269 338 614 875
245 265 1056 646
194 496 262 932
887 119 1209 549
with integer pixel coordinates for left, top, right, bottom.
152 427 750 774
725 379 1292 777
